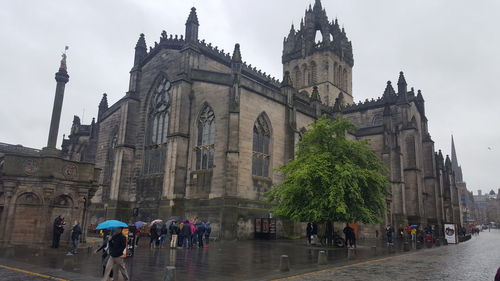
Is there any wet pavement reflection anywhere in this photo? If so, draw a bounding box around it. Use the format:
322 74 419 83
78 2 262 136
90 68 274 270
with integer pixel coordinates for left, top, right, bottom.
289 230 500 281
1 233 488 281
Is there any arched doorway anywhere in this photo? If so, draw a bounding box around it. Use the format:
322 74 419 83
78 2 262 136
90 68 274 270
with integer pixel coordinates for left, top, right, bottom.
11 192 42 244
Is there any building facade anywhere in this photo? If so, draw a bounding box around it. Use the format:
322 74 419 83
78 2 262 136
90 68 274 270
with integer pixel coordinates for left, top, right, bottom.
0 55 99 245
62 0 463 239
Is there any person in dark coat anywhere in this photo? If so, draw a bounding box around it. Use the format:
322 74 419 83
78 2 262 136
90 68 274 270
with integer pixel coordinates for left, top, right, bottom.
196 221 206 248
150 223 159 249
102 228 129 281
52 215 66 248
181 220 192 248
306 223 313 245
69 220 82 254
343 224 356 248
204 222 212 245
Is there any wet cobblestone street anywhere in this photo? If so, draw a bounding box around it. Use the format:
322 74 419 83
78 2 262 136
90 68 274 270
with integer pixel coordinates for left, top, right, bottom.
288 230 500 281
0 230 498 280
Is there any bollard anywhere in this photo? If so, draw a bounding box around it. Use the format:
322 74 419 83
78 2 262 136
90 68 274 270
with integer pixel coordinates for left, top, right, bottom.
403 242 410 252
280 255 290 272
435 239 441 247
164 266 176 281
371 246 377 254
317 251 327 265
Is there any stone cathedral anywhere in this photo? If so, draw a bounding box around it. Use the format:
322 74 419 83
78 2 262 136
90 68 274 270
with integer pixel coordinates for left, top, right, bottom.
62 0 463 239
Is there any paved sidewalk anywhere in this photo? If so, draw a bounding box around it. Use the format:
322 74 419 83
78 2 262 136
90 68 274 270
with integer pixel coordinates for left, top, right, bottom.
276 231 497 281
0 237 454 281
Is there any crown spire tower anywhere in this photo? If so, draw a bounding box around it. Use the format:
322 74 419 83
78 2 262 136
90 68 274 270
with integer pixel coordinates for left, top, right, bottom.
282 0 354 106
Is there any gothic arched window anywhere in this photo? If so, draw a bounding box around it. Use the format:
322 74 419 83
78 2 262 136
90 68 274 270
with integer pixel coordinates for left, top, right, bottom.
148 77 171 145
252 113 271 177
333 62 338 85
144 77 171 174
195 104 216 170
310 61 317 84
293 66 302 88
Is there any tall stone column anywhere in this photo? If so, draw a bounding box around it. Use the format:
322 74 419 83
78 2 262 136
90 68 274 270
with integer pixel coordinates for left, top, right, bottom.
46 53 70 150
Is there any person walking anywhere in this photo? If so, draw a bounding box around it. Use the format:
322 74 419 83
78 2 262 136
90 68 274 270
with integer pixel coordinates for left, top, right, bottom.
306 223 313 245
102 227 129 281
343 224 356 248
204 221 211 246
52 215 66 248
386 225 394 245
96 231 113 280
69 220 82 254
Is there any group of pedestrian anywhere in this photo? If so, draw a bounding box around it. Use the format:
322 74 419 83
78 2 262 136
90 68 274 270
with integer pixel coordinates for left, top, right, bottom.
145 217 212 250
305 222 356 248
51 215 83 255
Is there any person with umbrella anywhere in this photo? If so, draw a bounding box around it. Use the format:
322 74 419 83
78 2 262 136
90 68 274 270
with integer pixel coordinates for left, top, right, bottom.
102 227 129 281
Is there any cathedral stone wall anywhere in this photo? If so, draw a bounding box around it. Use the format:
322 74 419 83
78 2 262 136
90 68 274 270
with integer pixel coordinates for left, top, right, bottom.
62 1 464 239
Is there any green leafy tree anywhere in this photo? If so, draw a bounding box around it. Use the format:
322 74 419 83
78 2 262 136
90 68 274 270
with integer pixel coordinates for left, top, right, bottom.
267 116 388 226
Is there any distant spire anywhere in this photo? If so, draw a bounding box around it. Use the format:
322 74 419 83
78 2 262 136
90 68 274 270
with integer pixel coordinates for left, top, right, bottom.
231 43 242 63
281 71 293 87
310 86 321 102
451 135 463 182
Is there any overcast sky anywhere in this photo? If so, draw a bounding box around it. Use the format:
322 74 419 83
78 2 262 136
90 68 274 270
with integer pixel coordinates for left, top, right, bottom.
1 0 499 193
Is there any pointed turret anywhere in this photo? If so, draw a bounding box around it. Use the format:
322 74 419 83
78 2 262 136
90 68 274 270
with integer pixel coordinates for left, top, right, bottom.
185 7 199 43
397 72 409 104
311 86 322 103
134 33 147 66
383 81 396 100
333 92 344 112
445 154 452 170
231 43 242 64
416 89 424 101
281 71 294 88
98 93 108 122
397 71 407 95
313 0 323 12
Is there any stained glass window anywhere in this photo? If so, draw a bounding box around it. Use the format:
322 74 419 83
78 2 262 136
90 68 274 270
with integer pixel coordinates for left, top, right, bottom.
195 105 216 170
144 77 171 174
252 113 271 177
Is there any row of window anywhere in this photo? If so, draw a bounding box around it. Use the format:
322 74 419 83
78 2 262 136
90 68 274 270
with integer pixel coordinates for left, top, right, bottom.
143 77 272 177
292 61 348 90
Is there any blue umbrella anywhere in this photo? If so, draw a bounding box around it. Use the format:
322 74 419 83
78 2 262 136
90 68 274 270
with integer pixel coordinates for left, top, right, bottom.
134 221 146 228
96 220 128 230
